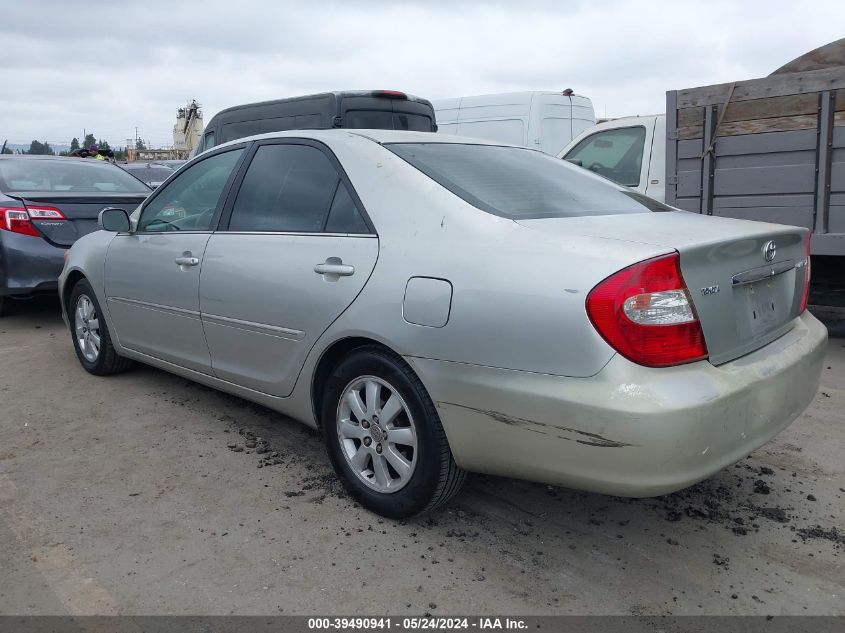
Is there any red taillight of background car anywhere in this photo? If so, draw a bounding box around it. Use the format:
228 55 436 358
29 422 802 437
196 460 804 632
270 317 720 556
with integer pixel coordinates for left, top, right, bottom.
26 205 66 221
800 233 812 313
372 90 407 99
0 205 65 237
586 252 708 368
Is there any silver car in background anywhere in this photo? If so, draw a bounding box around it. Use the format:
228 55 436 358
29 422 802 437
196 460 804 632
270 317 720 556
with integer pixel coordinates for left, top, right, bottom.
59 130 827 518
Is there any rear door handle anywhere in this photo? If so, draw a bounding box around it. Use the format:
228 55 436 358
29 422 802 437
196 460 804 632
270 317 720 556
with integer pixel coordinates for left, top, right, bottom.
314 262 355 276
174 256 200 267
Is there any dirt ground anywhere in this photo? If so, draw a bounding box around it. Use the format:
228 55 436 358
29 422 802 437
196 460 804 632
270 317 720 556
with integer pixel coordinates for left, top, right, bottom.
0 298 842 616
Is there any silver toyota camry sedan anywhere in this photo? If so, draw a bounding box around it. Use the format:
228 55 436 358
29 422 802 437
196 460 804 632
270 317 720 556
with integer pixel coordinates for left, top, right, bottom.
59 129 827 518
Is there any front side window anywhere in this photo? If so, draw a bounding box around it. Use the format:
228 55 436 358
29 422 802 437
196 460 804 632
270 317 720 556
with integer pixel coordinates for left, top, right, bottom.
564 126 646 187
228 144 368 233
387 142 669 220
137 148 243 232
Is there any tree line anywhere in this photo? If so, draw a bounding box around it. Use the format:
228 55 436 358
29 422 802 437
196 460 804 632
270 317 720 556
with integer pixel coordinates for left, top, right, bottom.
3 133 130 160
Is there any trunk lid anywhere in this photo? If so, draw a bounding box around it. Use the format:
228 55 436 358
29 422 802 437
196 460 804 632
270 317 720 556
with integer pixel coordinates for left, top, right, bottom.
13 193 147 247
517 211 809 365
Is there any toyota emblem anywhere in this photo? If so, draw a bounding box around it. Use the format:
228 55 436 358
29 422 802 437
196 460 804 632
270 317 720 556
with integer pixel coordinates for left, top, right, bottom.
763 240 776 262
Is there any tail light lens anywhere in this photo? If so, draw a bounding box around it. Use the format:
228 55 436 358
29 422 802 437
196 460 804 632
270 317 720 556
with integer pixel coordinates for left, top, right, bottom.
0 205 65 237
800 233 812 313
26 205 66 220
586 252 708 368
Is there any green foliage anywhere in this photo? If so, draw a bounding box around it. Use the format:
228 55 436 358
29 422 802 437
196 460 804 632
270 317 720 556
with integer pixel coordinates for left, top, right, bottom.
83 133 96 149
26 140 54 155
70 137 80 151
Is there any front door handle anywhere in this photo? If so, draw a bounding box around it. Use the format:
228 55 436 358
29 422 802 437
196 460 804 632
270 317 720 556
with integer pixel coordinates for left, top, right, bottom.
174 256 200 267
314 263 355 276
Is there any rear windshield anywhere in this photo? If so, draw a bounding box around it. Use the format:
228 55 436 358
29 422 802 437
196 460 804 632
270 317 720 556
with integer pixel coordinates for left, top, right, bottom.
386 143 670 219
345 111 433 132
0 159 151 194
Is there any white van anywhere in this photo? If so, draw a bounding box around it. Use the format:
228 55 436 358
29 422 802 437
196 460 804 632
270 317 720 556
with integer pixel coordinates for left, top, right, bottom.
434 91 596 157
558 114 666 202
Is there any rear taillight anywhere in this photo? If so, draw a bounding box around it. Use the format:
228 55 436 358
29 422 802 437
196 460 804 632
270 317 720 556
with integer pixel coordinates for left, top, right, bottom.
0 206 40 236
586 252 708 368
800 233 812 313
26 205 66 221
0 205 65 237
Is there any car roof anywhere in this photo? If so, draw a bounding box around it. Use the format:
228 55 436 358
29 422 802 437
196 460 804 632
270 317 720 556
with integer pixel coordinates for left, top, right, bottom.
210 128 523 153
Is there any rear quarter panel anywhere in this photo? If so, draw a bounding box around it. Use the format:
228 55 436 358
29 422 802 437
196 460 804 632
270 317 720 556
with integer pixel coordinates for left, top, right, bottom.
304 133 671 379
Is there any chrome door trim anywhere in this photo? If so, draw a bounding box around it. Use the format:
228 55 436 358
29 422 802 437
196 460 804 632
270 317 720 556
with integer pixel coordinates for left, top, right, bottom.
107 297 202 320
132 230 215 236
202 312 306 340
210 231 377 238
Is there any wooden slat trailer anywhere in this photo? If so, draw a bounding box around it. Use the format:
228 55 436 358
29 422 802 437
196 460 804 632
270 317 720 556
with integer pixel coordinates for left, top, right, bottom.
666 62 845 303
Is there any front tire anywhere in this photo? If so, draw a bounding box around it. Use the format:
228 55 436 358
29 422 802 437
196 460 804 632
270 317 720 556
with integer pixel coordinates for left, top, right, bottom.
69 279 133 375
321 346 466 518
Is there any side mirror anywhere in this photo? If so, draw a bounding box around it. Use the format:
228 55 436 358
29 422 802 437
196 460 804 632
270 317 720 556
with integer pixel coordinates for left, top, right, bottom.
565 158 583 167
99 207 131 232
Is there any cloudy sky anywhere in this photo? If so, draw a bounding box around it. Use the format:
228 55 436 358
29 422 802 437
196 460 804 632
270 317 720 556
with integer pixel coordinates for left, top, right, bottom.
1 0 843 149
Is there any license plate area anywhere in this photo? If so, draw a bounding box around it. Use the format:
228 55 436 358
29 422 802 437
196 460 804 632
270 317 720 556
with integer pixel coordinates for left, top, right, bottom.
737 277 791 337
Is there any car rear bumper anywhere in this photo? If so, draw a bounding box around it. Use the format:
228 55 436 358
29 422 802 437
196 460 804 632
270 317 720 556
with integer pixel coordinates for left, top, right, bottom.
0 231 65 296
406 311 827 497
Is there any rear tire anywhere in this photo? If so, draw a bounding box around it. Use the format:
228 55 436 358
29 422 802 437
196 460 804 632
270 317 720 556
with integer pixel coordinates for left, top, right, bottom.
69 279 133 376
321 345 465 518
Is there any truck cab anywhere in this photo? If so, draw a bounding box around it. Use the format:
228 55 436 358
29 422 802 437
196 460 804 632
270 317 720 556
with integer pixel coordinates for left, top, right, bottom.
558 114 666 202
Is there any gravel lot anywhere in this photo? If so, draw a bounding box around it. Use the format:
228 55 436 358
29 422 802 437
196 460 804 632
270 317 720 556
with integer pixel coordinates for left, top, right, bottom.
0 299 843 616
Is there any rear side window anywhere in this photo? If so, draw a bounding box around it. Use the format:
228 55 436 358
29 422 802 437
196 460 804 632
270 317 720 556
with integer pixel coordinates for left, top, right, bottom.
564 126 646 187
0 159 151 194
325 183 370 234
228 144 369 233
387 143 666 219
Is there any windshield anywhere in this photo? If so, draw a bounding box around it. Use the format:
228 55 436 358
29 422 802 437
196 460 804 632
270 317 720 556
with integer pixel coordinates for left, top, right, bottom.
0 159 152 194
386 143 671 219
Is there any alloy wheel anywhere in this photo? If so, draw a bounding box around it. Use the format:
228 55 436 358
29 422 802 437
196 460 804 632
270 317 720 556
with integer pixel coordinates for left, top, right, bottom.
336 375 418 493
74 294 101 363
